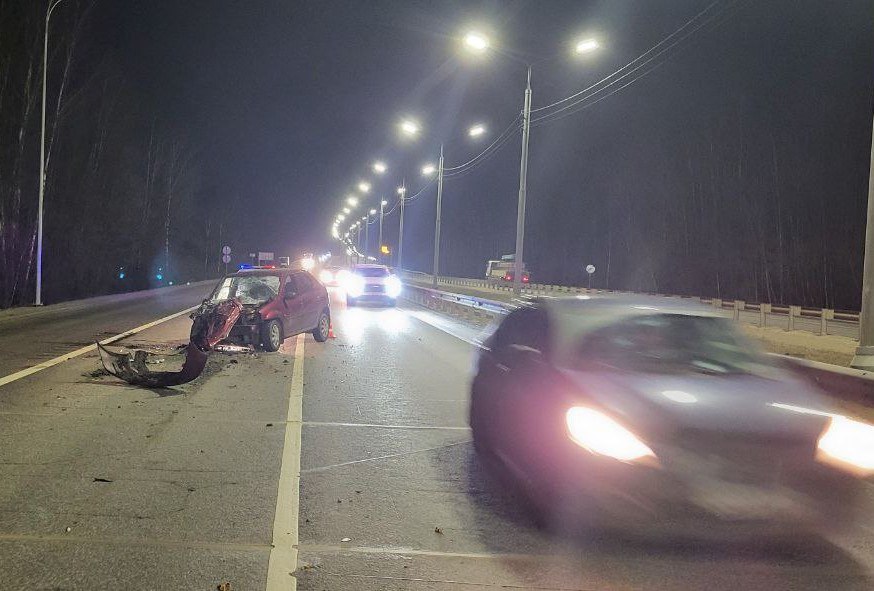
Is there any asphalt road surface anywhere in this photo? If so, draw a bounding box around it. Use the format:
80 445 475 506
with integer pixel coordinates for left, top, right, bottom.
1 284 873 590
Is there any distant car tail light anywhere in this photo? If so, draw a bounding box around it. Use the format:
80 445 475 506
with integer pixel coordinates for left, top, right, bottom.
385 275 402 298
318 269 333 284
522 275 530 283
565 406 655 463
817 415 874 475
503 273 512 281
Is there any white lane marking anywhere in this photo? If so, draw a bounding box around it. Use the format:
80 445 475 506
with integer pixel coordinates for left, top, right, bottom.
296 543 556 562
303 420 470 431
300 440 470 474
265 333 305 591
0 306 198 389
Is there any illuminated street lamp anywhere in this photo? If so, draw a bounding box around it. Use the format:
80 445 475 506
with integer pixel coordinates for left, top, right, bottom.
358 181 371 193
399 119 420 137
460 29 600 294
468 124 486 138
574 38 600 54
463 31 490 52
373 161 387 174
346 195 359 207
343 207 350 214
421 163 436 176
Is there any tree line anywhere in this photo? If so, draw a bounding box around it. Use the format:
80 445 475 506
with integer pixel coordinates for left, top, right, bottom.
0 0 233 308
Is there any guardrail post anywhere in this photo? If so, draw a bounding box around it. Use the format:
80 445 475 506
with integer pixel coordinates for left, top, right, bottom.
712 298 722 309
788 305 801 331
821 308 834 336
733 300 744 321
760 303 771 327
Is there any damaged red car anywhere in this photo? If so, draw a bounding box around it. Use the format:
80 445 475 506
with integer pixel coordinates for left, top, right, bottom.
207 267 331 351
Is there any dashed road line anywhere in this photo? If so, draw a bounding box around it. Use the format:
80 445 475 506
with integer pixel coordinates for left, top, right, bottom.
302 420 470 431
300 440 470 474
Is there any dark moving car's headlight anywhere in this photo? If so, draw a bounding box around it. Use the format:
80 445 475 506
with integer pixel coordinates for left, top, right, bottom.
817 415 874 475
565 406 655 463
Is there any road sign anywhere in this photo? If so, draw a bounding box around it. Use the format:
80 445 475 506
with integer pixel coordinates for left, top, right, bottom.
222 254 231 264
258 251 274 261
586 264 596 274
221 245 231 255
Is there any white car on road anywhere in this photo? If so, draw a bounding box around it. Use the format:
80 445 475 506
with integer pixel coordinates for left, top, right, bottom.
344 264 402 306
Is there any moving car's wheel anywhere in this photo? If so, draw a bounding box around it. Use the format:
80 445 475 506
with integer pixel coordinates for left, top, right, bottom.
346 296 356 307
261 319 283 352
312 310 330 342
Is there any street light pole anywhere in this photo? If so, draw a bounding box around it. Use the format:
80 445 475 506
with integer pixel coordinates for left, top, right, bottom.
378 198 386 263
851 114 874 368
513 66 532 296
36 0 67 306
432 145 445 288
364 213 372 259
398 179 406 271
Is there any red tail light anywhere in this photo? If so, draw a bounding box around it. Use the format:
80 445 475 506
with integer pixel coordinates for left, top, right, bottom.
522 275 530 283
503 274 512 281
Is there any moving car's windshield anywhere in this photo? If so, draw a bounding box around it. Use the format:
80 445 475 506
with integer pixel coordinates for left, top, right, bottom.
356 267 389 278
211 275 280 305
573 314 772 375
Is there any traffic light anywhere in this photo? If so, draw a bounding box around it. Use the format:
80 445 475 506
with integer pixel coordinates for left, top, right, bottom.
380 245 391 255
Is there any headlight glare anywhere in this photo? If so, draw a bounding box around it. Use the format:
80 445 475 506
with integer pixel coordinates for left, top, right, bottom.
385 275 402 298
318 269 333 284
346 274 365 297
817 415 874 475
565 406 655 463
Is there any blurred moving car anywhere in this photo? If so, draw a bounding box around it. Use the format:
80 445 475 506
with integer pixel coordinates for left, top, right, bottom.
470 296 872 536
318 265 348 287
206 266 331 351
344 264 402 306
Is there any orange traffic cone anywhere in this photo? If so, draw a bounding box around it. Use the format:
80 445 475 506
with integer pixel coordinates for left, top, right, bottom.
328 321 336 339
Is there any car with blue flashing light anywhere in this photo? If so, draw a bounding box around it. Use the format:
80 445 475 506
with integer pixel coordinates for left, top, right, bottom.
470 295 872 538
343 264 402 307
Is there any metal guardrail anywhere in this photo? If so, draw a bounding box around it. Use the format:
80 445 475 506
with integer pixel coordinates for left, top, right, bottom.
401 271 860 340
399 279 874 408
402 282 511 323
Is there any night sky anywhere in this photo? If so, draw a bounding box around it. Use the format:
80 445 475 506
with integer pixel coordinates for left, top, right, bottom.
90 0 873 305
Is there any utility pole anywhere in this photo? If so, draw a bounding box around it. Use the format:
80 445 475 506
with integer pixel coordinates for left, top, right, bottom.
513 66 532 296
364 213 370 259
398 179 406 271
432 145 444 288
36 0 68 305
851 114 874 368
378 198 386 263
